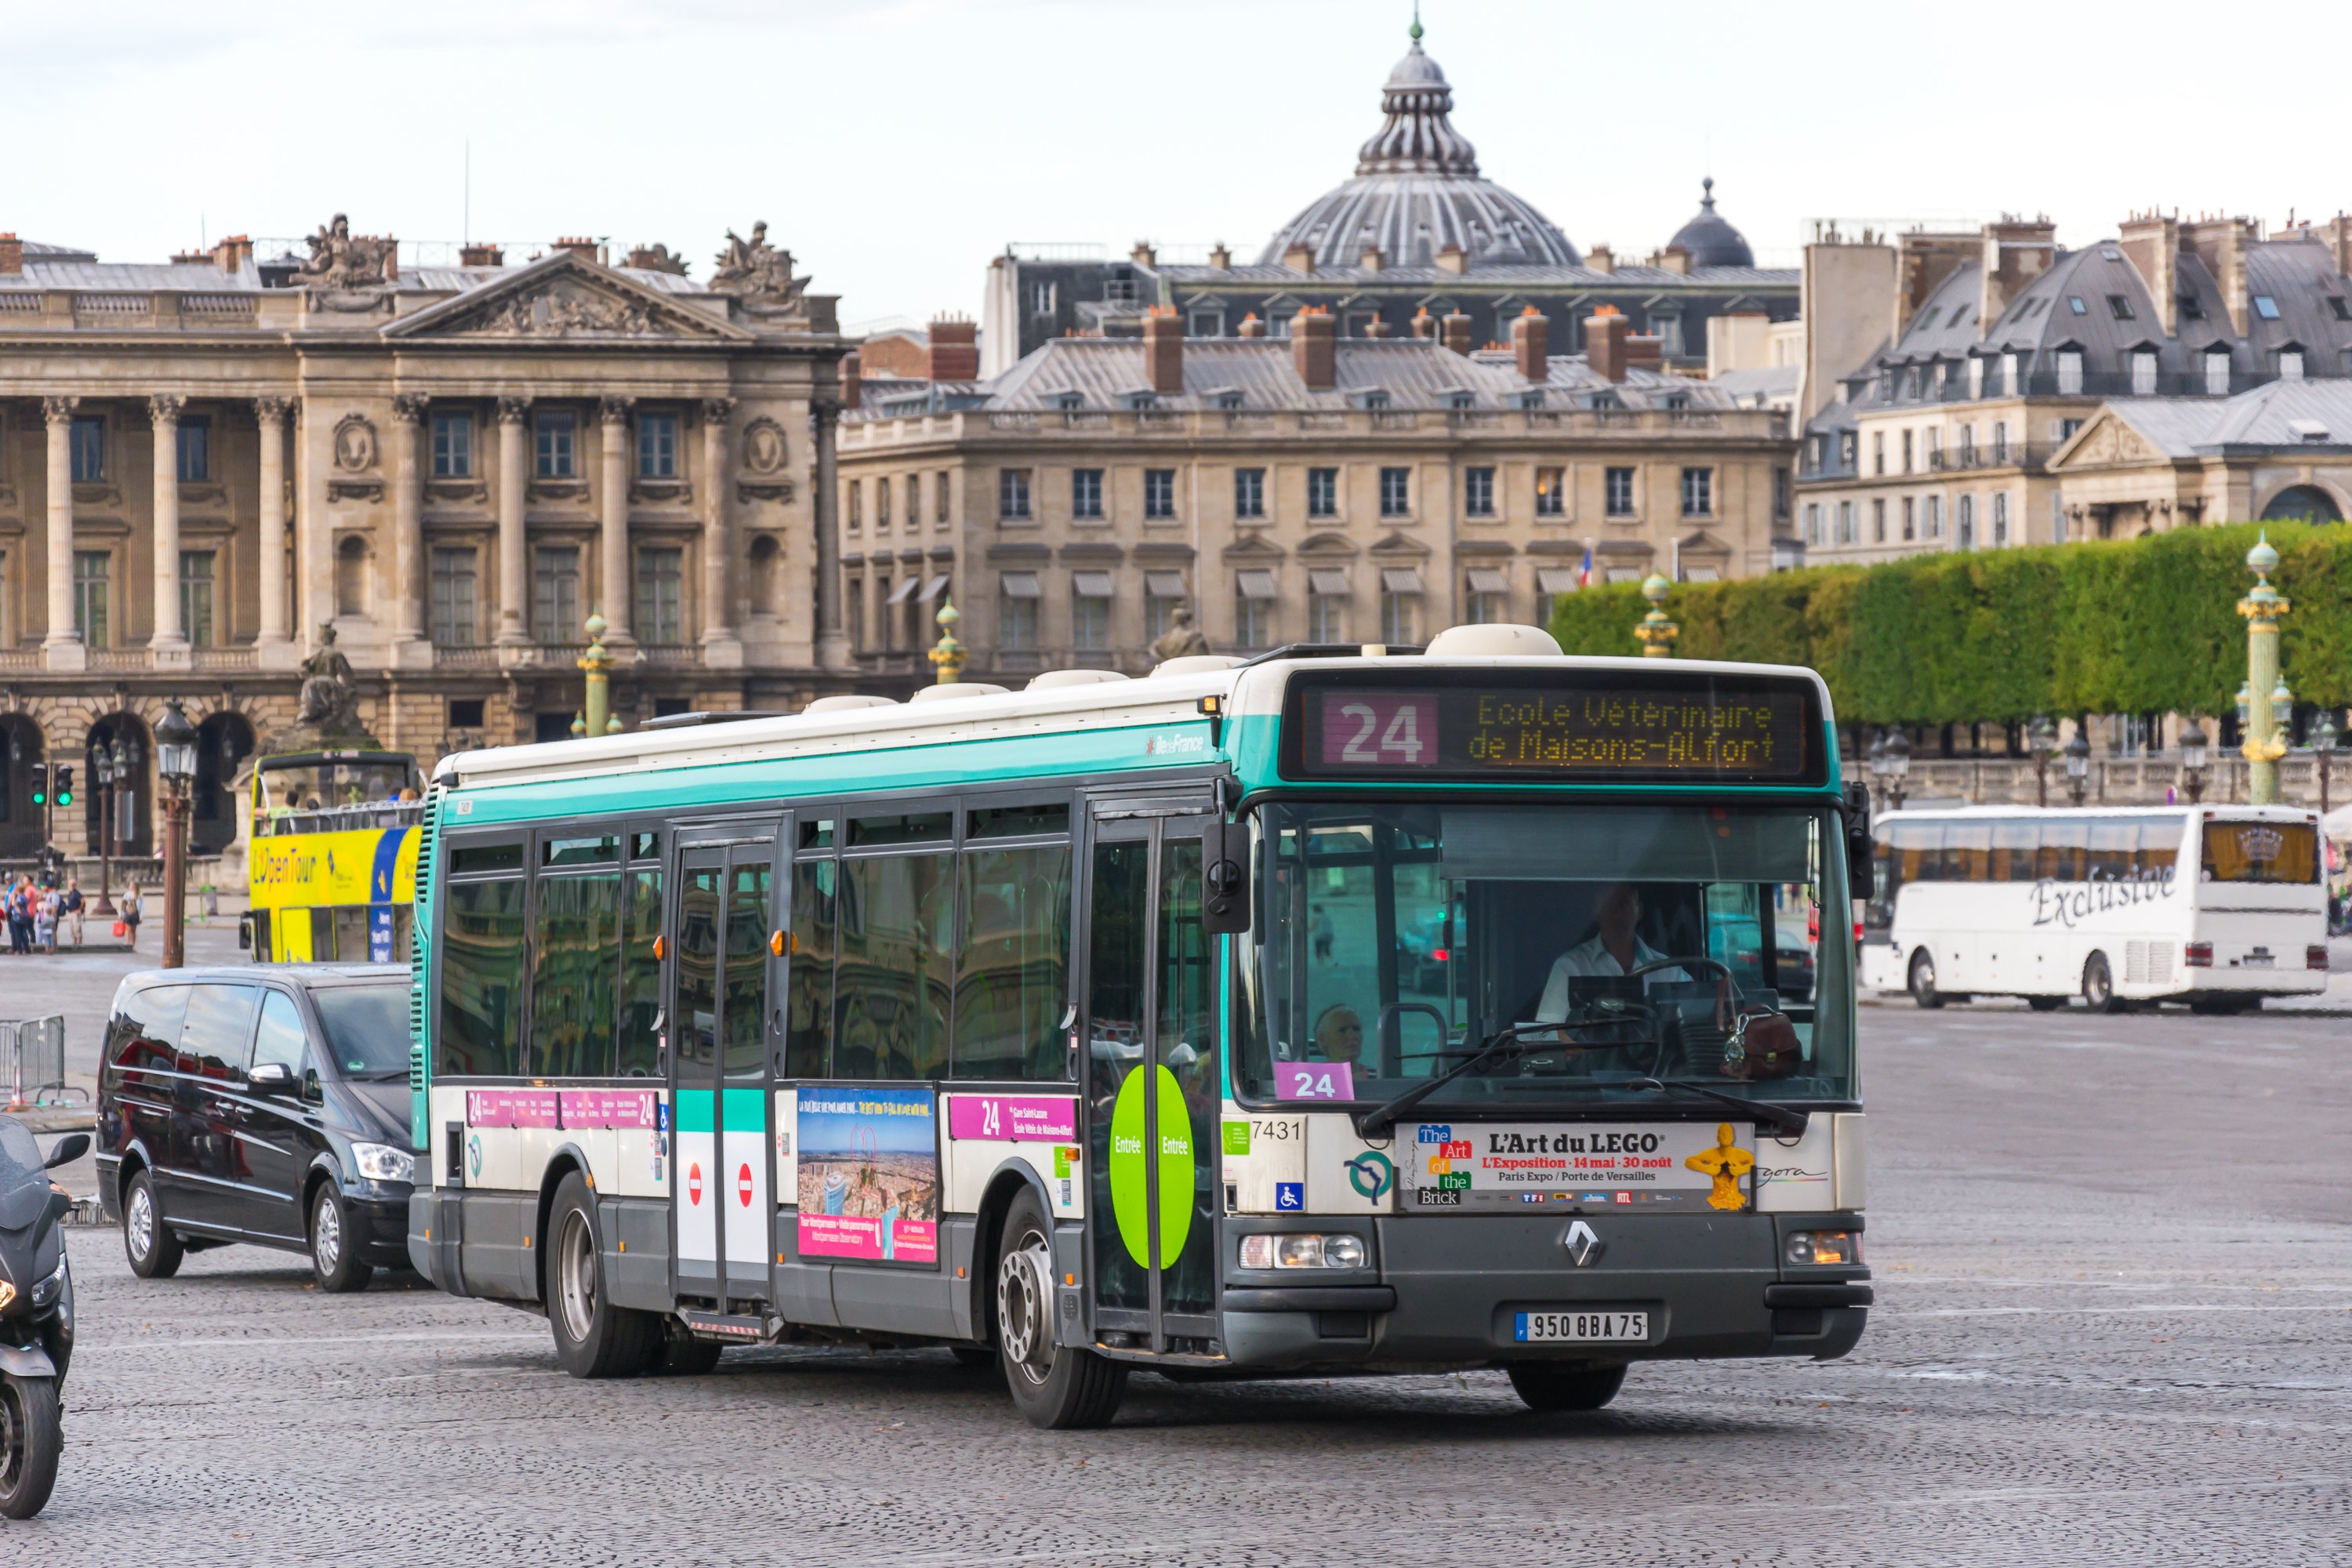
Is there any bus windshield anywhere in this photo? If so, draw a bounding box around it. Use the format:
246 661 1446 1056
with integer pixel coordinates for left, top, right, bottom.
1236 801 1855 1109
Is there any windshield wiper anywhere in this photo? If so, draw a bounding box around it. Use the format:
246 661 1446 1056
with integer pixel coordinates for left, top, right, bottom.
1353 1022 1621 1137
1630 1077 1809 1139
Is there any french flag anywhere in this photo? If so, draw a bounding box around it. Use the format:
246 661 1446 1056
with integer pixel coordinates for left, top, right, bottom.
1577 543 1594 589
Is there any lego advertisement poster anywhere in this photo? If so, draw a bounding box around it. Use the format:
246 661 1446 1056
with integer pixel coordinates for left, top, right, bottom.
795 1087 939 1265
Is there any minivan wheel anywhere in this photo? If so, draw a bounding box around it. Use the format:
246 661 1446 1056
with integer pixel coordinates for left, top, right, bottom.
309 1184 373 1294
122 1171 184 1279
547 1172 658 1379
1907 949 1944 1010
2083 952 2123 1014
1506 1361 1628 1413
996 1190 1126 1430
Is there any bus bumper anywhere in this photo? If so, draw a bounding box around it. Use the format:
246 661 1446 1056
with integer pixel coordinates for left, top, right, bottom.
1218 1212 1869 1371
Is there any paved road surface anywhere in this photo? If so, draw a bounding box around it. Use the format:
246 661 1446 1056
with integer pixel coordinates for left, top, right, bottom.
11 994 2352 1564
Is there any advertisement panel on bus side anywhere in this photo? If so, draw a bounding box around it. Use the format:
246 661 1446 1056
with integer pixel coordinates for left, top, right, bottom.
794 1087 941 1266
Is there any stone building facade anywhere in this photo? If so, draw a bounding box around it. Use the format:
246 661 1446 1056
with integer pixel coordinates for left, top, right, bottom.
838 308 1795 686
0 221 851 865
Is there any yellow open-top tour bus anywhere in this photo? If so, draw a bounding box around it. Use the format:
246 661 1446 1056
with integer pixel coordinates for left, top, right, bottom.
246 749 425 964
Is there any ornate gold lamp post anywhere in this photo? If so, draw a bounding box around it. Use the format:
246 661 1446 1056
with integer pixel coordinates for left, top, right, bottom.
927 599 967 684
578 612 621 736
1634 572 1678 659
2238 533 2290 806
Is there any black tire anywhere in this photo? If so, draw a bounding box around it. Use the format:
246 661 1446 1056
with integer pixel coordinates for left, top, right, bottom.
1506 1361 1628 1413
122 1170 184 1279
546 1173 659 1379
948 1345 996 1369
643 1323 725 1377
308 1183 373 1294
0 1375 60 1519
2027 996 2067 1012
1907 949 1944 1010
995 1190 1125 1429
2083 953 2122 1014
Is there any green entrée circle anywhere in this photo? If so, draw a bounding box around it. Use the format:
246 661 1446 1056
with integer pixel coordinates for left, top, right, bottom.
1109 1064 1195 1269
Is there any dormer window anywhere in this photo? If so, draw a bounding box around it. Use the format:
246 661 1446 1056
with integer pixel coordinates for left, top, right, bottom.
2254 296 2281 320
2107 294 2135 321
1354 389 1391 411
1512 389 1547 411
2067 296 2089 315
1442 389 1475 410
1660 392 1686 411
2056 350 2084 395
1054 390 1085 412
2279 348 2305 382
2330 297 2352 322
2204 348 2232 396
2130 349 2158 396
1123 390 1157 412
2179 293 2206 321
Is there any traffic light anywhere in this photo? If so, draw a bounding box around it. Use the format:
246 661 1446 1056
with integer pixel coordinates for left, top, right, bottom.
28 764 45 808
53 764 71 808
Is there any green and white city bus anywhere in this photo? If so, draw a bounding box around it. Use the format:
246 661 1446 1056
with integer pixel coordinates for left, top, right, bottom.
406 623 1873 1427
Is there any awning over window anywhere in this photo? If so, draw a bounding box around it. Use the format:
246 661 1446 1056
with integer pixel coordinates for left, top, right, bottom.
1682 566 1721 583
1072 570 1116 598
998 571 1042 599
1603 566 1644 584
1308 568 1352 597
1381 568 1425 594
1535 568 1580 594
885 577 922 604
1145 570 1189 599
919 574 952 602
1465 568 1509 595
1236 569 1279 601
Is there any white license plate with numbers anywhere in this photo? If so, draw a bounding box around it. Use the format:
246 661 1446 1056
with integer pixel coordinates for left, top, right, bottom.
1513 1310 1647 1344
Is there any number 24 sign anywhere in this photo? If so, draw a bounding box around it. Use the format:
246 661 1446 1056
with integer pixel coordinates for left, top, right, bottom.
1319 694 1435 768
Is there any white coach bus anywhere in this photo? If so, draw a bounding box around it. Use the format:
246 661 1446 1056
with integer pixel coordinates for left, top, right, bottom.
1863 805 2328 1012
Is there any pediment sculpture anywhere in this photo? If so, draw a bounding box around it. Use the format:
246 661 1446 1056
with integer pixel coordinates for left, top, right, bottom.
455 280 718 339
295 213 396 289
710 221 806 304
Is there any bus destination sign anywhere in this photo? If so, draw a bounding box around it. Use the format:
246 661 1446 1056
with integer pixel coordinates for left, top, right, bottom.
1303 681 1813 782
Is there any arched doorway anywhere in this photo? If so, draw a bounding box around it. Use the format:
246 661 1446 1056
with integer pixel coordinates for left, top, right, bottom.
192 711 257 857
2259 484 2344 523
0 716 45 858
85 713 153 860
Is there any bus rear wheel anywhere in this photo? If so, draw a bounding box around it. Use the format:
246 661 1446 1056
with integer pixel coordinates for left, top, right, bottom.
546 1172 659 1379
995 1189 1125 1430
2083 953 2124 1014
2027 996 2067 1012
1506 1361 1627 1413
1907 950 1944 1010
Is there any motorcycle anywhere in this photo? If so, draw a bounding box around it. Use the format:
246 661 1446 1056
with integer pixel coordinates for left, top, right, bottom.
0 1123 85 1520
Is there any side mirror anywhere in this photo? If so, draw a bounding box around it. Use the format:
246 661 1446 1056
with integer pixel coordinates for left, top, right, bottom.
43 1132 91 1169
1843 783 1875 902
249 1062 297 1094
1200 813 1251 936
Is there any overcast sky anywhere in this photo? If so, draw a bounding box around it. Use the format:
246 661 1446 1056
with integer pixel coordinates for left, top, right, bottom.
11 0 2348 331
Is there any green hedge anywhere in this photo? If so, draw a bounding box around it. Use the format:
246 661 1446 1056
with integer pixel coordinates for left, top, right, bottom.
1548 523 2347 724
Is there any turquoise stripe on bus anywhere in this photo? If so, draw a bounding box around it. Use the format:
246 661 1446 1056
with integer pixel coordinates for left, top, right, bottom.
721 1087 767 1129
676 1090 716 1134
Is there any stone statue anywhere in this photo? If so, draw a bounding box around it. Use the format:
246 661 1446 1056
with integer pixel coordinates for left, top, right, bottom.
1149 605 1212 663
710 220 803 300
294 213 395 289
296 623 360 731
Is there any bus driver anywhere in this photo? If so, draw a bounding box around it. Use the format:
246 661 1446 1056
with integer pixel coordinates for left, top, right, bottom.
1535 880 1687 1021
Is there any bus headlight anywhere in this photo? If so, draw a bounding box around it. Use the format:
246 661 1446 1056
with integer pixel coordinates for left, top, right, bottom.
352 1142 416 1184
1240 1233 1367 1270
1785 1230 1860 1266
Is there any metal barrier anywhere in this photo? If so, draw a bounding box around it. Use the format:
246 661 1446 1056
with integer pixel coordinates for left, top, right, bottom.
2 1015 74 1109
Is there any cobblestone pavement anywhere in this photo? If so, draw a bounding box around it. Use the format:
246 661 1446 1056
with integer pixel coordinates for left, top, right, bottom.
12 997 2352 1566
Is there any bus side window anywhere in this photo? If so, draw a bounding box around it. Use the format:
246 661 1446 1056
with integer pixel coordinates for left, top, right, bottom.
2038 818 2086 883
1991 820 2038 883
616 861 664 1079
437 856 528 1078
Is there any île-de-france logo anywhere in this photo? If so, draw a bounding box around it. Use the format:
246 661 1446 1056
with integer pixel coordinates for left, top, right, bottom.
1345 1150 1394 1201
465 1132 484 1180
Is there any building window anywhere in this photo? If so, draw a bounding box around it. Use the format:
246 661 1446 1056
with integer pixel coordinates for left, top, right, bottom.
1027 281 1055 316
431 412 473 478
532 546 581 643
179 550 215 648
535 409 577 478
1465 466 1496 517
1871 499 1886 544
2056 351 2084 397
1925 495 1943 539
1679 466 1712 517
1838 432 1857 470
2280 350 2306 383
1958 495 1976 550
1189 309 1223 337
335 535 368 615
1804 503 1822 546
998 467 1031 520
1379 570 1421 644
936 470 952 526
1836 500 1854 545
1959 424 1976 463
2107 294 2135 320
1379 466 1410 517
2053 492 2067 544
176 417 210 483
2205 354 2231 397
1234 467 1265 519
1145 572 1188 642
70 416 103 483
847 578 864 653
877 477 892 532
2253 295 2281 321
1968 358 1986 399
1605 466 1635 516
905 474 922 528
637 412 678 478
430 547 479 644
1872 431 1885 475
1901 496 1915 541
1234 569 1277 651
1071 572 1112 651
1991 422 2009 465
69 551 108 645
1464 568 1507 625
1992 492 2009 546
1143 468 1176 520
1306 569 1348 642
1071 468 1103 520
997 572 1040 651
847 479 863 532
1307 467 1338 517
1900 430 1913 475
1536 466 1565 517
1773 466 1791 521
634 546 684 644
2128 351 2158 397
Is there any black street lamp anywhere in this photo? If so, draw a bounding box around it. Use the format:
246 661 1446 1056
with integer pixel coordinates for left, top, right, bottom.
90 741 118 919
2314 710 2342 818
156 700 198 971
2027 715 2059 808
2063 729 2092 808
2178 716 2211 805
1882 728 1911 811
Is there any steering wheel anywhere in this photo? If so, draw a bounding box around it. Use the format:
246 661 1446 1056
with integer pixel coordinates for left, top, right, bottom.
1613 956 1735 1075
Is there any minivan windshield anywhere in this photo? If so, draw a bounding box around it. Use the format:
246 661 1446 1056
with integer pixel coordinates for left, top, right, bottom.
313 985 412 1076
1236 801 1855 1109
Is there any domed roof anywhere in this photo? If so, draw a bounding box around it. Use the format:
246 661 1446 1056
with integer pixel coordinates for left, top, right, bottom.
1666 178 1755 269
1258 21 1578 271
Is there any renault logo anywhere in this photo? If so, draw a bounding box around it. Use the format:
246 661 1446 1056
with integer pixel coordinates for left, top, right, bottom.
1561 1219 1602 1268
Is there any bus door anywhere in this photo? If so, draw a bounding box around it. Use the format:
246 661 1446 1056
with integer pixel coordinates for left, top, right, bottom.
1082 808 1218 1355
669 825 784 1323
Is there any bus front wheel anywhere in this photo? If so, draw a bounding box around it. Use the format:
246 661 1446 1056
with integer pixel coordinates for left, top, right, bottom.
994 1189 1126 1430
1907 950 1944 1010
2082 953 2124 1014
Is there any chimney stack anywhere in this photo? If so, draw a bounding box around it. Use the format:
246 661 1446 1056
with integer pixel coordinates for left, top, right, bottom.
1130 240 1156 267
0 234 19 276
1658 245 1693 276
841 350 862 411
1586 306 1630 382
2118 211 2182 335
1360 245 1385 272
1410 307 1436 339
1439 310 1474 357
1364 317 1393 339
1142 306 1184 394
1511 307 1548 382
927 314 980 382
1586 243 1615 276
1978 215 2057 327
460 241 506 268
556 236 599 261
1293 306 1337 389
1237 312 1266 339
1283 241 1316 275
212 234 253 274
2325 213 2352 281
2181 216 2260 335
1207 241 1232 270
1435 242 1468 275
1625 333 1664 372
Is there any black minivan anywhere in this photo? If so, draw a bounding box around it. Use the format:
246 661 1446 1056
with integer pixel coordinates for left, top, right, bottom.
96 966 418 1291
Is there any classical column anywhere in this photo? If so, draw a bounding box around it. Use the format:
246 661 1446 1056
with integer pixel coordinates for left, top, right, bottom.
41 397 81 666
812 397 850 670
495 396 530 646
699 397 741 665
149 394 187 657
255 397 292 651
598 396 635 646
389 394 429 659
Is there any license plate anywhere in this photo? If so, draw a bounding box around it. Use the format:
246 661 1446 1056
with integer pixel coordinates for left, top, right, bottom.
1513 1310 1647 1344
2242 951 2274 968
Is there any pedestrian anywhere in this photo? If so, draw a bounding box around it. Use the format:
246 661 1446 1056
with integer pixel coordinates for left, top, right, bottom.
61 880 83 948
119 885 141 950
34 888 56 954
6 876 28 956
1312 904 1334 964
